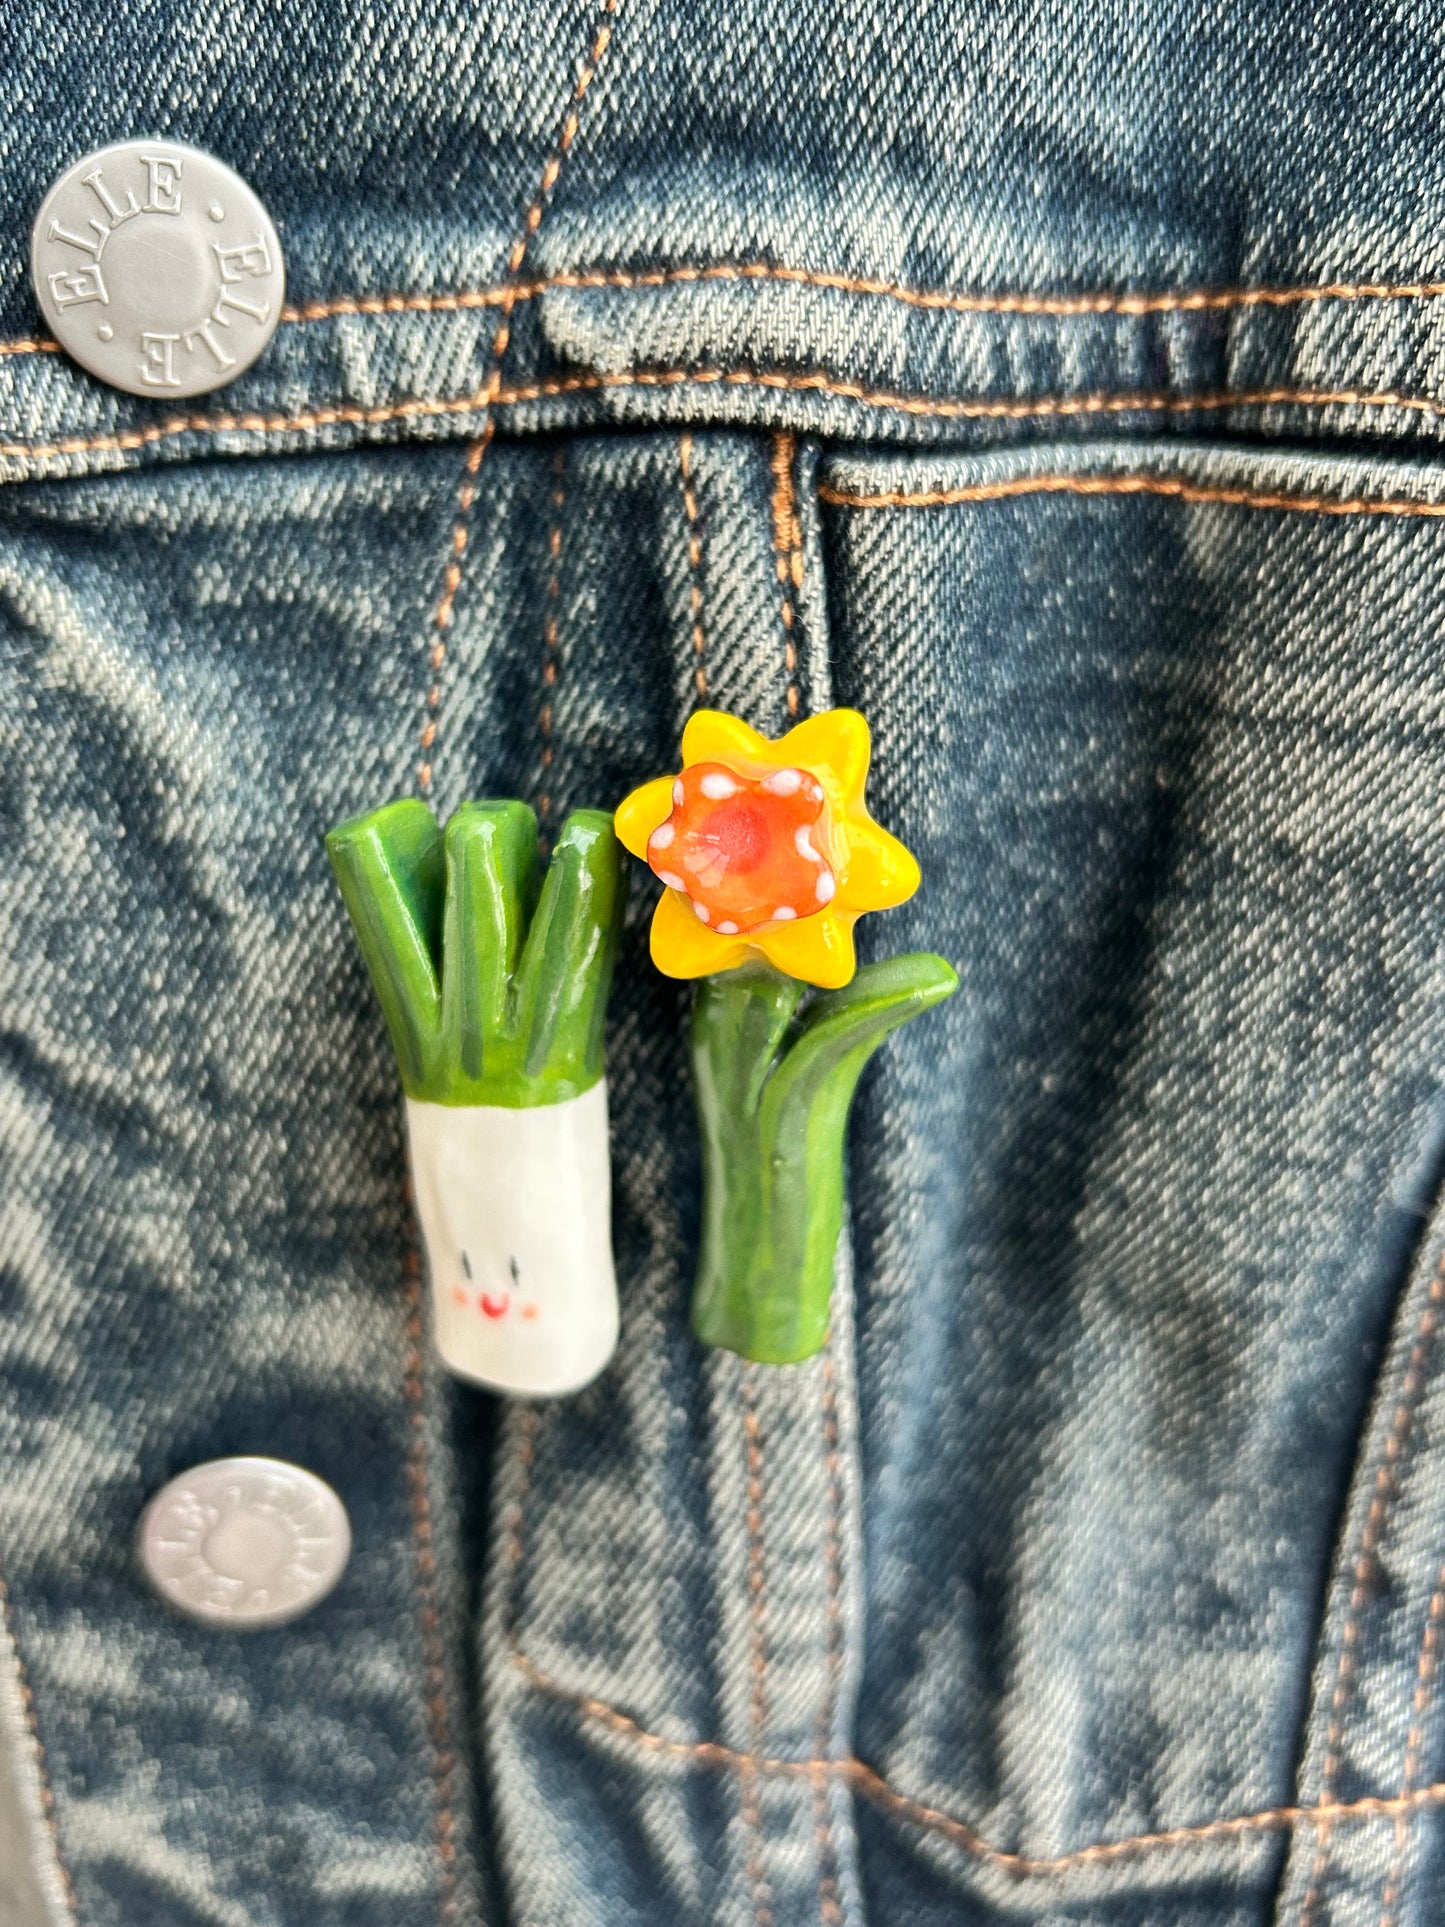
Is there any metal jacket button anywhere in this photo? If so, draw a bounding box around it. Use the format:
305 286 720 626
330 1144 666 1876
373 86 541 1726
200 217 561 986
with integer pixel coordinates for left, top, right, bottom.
137 1457 350 1629
30 140 285 397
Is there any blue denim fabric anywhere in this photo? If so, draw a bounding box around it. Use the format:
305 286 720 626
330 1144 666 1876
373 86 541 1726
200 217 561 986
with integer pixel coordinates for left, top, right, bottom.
6 3 1445 1927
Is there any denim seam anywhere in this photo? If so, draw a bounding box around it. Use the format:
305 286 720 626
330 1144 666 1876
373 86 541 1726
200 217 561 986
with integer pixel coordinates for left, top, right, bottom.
1377 1560 1445 1927
0 1569 77 1922
497 371 1445 424
678 433 708 700
769 432 802 721
813 1346 844 1927
401 1250 463 1921
503 1406 540 1619
1301 1259 1445 1927
739 1369 775 1926
415 0 627 800
538 445 566 832
9 376 1445 471
14 258 1445 359
421 432 492 793
507 1646 1445 1880
819 476 1445 517
408 12 628 1898
261 265 1445 323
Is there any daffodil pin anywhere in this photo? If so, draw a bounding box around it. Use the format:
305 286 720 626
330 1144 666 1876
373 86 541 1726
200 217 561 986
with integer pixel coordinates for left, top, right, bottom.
616 709 957 1363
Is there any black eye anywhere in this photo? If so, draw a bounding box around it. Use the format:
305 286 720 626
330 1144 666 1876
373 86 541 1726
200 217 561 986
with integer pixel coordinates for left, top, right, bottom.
461 1251 473 1280
509 1256 521 1287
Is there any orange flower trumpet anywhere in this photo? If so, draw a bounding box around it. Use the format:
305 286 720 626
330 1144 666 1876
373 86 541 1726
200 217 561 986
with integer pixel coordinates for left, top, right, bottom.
615 708 921 989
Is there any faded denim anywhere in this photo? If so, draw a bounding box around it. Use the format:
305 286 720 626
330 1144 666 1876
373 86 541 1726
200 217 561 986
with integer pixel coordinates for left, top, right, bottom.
5 3 1445 1927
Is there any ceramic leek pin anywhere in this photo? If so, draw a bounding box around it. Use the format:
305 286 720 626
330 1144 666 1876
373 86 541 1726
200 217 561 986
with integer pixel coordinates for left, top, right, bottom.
326 800 626 1397
615 709 957 1365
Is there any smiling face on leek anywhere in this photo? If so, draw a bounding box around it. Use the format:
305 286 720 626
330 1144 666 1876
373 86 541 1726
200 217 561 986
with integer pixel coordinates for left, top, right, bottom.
450 1251 541 1325
405 1081 618 1397
614 708 921 988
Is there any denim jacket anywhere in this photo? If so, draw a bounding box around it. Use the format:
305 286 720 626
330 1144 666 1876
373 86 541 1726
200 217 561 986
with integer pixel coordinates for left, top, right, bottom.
5 3 1445 1924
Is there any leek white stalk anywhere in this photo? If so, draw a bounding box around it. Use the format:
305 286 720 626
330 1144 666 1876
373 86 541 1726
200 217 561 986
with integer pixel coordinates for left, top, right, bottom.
406 1083 618 1396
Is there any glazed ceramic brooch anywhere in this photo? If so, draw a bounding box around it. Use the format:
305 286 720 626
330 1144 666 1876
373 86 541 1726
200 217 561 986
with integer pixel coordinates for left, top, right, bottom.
327 707 953 1393
616 708 957 1364
326 801 625 1396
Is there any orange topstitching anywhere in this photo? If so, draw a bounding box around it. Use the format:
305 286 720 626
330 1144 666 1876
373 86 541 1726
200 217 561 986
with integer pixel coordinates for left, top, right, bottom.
275 263 1445 323
509 1644 1445 1881
1300 1260 1445 1927
415 0 624 795
400 1250 460 1920
813 1346 845 1926
403 12 626 1913
769 431 804 719
12 257 1445 360
739 1368 775 1927
5 373 1445 468
0 1568 78 1919
538 444 567 830
1377 1558 1445 1927
818 473 1445 518
678 432 708 700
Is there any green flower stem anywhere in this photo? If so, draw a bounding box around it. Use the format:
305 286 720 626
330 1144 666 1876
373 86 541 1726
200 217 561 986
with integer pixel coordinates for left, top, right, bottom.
690 952 959 1363
326 798 625 1106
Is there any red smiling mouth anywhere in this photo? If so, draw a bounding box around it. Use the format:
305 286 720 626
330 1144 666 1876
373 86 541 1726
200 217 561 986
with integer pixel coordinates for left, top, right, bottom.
479 1292 510 1319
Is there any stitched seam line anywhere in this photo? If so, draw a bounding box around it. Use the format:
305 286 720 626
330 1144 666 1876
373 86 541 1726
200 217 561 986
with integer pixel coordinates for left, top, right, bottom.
14 259 1445 357
272 265 1445 323
740 1368 775 1927
539 446 566 832
817 475 1445 517
0 1567 78 1921
415 0 623 798
9 374 1445 467
504 1405 540 1616
1302 1259 1445 1927
494 370 1445 422
769 432 803 720
814 1346 844 1924
1378 1561 1445 1927
401 1254 460 1920
508 1646 1445 1878
679 432 708 700
420 430 491 792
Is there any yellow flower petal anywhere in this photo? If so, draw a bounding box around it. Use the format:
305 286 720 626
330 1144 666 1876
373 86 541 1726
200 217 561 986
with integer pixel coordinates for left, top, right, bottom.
649 885 751 979
680 709 772 771
614 775 679 860
778 709 871 802
837 816 921 912
757 909 858 989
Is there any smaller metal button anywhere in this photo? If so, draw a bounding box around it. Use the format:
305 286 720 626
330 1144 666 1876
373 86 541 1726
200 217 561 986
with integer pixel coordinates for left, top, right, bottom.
138 1457 350 1629
31 140 285 398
